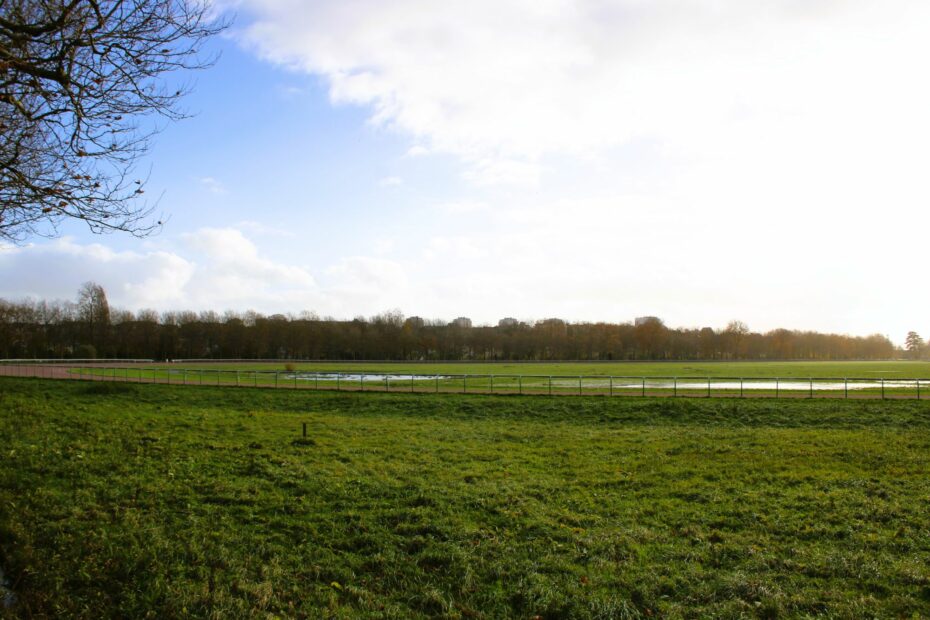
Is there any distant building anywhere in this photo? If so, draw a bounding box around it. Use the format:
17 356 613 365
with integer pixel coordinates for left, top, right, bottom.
404 316 425 329
635 316 662 326
451 317 473 329
498 317 519 328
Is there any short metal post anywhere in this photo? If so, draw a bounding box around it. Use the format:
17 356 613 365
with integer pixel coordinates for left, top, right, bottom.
385 375 389 392
707 378 711 398
253 371 257 387
236 370 240 387
918 380 921 401
435 375 439 393
609 376 613 397
519 375 522 395
302 422 307 438
463 374 467 393
336 373 340 391
845 378 848 399
490 374 494 394
809 378 813 399
673 377 677 398
361 373 365 392
183 369 187 385
275 371 279 388
776 378 779 399
411 375 415 393
641 377 645 397
548 376 552 396
579 375 582 396
881 378 885 400
740 378 743 398
294 372 298 389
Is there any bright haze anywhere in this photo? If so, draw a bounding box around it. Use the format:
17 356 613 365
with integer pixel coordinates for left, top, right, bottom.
2 0 928 342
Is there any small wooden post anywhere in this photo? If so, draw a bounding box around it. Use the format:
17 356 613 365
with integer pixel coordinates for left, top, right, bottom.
302 422 307 438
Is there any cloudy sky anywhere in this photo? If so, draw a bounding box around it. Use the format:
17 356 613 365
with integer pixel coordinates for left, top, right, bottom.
2 0 928 342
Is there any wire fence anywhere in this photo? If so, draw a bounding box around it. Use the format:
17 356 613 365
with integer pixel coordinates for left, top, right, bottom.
2 364 929 400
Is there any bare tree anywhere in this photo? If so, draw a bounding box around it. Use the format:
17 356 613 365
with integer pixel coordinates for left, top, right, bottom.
0 0 226 243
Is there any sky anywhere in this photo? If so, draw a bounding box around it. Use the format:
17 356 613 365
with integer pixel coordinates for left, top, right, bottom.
1 0 929 343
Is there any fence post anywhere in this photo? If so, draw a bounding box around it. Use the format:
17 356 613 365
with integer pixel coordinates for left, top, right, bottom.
275 371 279 389
775 378 779 399
674 377 677 398
740 378 743 399
436 375 440 393
463 374 467 394
809 378 813 399
183 369 187 385
490 375 494 394
361 373 365 392
236 370 240 387
548 376 552 396
881 378 885 400
642 377 645 397
609 376 613 397
707 378 711 398
579 375 582 396
845 378 848 399
253 371 257 387
336 373 340 391
411 374 415 393
918 379 921 401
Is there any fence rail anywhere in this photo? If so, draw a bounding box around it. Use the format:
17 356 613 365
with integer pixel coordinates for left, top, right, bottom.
1 364 928 400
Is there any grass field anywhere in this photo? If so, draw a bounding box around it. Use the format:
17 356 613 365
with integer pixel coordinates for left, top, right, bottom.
157 360 930 379
2 378 930 618
52 360 930 398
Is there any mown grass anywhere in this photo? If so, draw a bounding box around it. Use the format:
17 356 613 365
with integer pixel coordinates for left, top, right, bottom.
150 360 930 379
1 378 930 618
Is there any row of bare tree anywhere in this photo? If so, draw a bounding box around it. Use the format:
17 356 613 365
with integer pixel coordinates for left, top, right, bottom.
0 285 911 361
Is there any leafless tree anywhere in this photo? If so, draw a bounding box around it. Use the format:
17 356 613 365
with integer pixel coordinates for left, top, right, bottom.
0 0 226 243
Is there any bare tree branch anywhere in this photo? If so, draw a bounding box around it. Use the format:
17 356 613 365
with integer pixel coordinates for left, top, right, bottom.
0 0 227 243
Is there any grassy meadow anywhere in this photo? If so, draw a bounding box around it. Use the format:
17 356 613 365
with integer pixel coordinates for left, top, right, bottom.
152 360 930 379
2 377 930 617
60 360 930 398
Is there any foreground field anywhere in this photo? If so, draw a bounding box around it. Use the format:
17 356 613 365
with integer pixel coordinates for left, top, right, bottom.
1 378 930 618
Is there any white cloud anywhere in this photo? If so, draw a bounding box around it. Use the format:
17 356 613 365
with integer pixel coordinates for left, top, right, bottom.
238 0 930 186
197 176 228 195
0 231 410 318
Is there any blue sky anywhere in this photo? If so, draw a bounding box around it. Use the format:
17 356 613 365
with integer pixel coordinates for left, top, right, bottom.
2 0 929 343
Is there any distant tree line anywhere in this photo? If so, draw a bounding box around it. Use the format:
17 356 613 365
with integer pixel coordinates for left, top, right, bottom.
0 284 915 362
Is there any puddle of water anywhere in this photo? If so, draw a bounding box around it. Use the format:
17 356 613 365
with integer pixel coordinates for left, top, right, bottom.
286 373 453 382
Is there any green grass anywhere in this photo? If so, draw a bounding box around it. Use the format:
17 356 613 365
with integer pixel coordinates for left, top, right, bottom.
141 359 930 378
65 360 930 398
2 378 930 618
